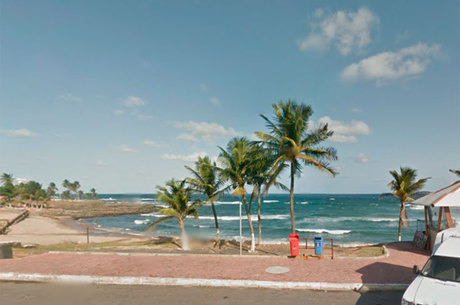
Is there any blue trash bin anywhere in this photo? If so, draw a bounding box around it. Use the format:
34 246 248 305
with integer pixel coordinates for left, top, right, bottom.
314 237 324 256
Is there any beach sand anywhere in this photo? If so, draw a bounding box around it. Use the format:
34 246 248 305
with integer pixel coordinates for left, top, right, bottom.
0 208 123 245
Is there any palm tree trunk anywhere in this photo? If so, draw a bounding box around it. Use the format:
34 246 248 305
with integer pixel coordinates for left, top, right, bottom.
178 218 189 250
397 200 404 242
241 194 255 252
210 200 220 244
289 162 296 233
257 185 262 245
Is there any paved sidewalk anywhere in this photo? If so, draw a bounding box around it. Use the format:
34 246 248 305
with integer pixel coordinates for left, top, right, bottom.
0 242 428 285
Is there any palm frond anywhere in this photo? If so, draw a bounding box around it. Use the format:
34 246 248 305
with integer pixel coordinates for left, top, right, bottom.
145 215 175 232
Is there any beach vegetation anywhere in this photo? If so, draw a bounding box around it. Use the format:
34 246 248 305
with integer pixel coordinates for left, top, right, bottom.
185 156 228 244
0 173 15 202
387 167 430 242
256 100 338 233
146 179 203 250
248 143 288 244
14 181 47 201
46 182 58 198
218 137 258 252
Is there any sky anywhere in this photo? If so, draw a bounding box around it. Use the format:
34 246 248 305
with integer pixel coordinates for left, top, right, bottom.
0 0 459 194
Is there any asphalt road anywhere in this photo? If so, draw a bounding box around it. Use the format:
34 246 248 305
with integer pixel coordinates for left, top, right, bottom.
0 282 403 305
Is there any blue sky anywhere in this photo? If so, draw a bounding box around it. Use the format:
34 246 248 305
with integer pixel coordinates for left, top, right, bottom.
1 0 459 193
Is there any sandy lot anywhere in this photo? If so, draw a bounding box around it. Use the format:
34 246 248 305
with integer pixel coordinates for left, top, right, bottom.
0 208 121 245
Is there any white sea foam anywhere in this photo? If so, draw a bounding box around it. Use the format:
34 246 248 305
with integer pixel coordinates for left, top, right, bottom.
263 200 279 203
329 198 335 201
296 228 351 235
197 214 289 221
141 198 154 201
140 213 165 218
408 205 424 210
214 201 241 205
299 201 310 205
134 219 149 225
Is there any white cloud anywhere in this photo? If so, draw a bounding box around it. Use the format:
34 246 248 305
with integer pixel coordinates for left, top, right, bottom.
351 107 362 113
57 93 82 102
0 128 38 138
114 109 124 115
174 121 238 142
143 140 163 148
210 97 221 106
317 116 370 143
124 96 145 107
161 151 207 162
356 153 369 163
118 144 139 153
341 43 441 84
199 84 207 92
299 7 379 55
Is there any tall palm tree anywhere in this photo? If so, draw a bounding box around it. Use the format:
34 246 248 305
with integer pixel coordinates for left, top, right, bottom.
248 144 288 244
256 100 337 233
388 167 429 242
218 137 258 252
185 156 228 244
146 179 202 250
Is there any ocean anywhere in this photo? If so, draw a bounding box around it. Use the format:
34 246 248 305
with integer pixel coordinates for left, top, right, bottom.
78 193 451 247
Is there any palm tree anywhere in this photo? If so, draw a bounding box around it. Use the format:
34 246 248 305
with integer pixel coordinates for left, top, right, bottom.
71 181 81 200
248 144 288 244
387 167 429 242
1 173 14 186
185 156 228 244
449 169 460 177
89 188 97 199
218 137 258 252
47 182 58 198
256 100 337 233
62 180 71 199
0 173 15 201
146 179 202 250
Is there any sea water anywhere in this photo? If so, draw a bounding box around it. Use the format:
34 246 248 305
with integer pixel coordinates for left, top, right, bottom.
80 193 436 246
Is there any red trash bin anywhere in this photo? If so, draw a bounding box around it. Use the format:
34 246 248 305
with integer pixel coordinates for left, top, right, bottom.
289 233 299 257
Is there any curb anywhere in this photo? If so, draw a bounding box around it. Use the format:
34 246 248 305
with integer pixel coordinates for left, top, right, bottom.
0 272 408 291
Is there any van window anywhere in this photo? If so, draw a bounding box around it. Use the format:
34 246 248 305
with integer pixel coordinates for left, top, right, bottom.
421 256 460 283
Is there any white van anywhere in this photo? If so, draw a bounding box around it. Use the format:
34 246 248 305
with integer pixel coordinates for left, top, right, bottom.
401 235 460 305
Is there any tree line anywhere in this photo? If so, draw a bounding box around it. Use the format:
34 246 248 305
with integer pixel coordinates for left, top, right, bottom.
0 174 97 202
147 100 460 251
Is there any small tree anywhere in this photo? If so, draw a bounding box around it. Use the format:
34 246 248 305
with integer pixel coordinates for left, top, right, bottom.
388 167 429 242
47 182 58 198
88 188 97 199
0 173 15 202
146 179 202 250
